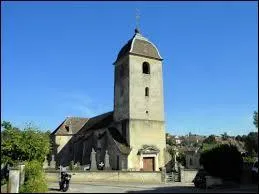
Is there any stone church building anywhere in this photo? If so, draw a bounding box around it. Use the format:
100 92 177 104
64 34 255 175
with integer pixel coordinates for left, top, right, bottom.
51 28 167 171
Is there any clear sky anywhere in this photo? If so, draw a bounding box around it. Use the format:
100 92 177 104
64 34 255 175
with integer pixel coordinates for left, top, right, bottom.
1 2 258 136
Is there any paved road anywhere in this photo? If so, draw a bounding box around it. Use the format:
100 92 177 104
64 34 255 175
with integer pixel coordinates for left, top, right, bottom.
47 182 258 193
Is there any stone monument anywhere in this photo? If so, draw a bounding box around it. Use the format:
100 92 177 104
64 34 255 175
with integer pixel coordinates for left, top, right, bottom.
90 148 97 171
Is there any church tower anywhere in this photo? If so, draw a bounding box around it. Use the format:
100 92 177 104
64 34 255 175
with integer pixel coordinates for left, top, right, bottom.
113 28 166 171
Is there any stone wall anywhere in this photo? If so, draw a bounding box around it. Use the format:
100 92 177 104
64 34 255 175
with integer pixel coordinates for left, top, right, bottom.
180 169 198 183
45 171 162 184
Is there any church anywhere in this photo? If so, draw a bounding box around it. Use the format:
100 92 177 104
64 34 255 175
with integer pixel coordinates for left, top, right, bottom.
51 28 167 172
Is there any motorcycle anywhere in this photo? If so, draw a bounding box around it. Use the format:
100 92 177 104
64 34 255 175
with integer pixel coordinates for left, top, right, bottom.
59 171 72 192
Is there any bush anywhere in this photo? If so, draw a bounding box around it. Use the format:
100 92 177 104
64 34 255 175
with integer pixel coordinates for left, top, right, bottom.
19 160 48 193
243 156 256 163
200 144 243 181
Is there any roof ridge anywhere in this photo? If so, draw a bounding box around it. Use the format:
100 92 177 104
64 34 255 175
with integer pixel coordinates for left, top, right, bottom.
66 116 89 119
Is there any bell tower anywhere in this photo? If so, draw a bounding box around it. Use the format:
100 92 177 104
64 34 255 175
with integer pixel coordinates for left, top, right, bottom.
113 29 166 171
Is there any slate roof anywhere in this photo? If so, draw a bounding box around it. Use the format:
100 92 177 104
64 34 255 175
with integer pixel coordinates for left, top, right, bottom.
52 111 131 155
114 29 163 64
108 127 131 155
76 111 114 137
74 112 131 155
52 117 89 136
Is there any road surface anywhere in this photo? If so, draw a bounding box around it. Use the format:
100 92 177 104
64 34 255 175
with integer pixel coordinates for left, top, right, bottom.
47 182 258 193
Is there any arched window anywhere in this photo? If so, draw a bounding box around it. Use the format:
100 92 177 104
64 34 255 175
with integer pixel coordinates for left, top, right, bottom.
142 62 150 74
145 87 149 97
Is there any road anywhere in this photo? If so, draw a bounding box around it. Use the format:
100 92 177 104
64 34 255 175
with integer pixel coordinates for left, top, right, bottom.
47 182 258 193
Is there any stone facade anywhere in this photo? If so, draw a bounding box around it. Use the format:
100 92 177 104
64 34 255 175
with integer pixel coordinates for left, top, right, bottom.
113 30 166 171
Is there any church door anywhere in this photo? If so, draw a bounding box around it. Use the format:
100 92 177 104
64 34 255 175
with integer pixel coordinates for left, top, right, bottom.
143 157 155 171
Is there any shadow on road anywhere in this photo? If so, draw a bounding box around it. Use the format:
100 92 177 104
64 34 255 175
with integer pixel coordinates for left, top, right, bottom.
48 188 60 192
126 185 203 193
126 185 258 193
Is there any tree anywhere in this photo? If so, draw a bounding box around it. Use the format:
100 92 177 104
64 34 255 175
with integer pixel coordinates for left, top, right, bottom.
253 111 258 129
235 135 243 142
203 135 217 144
1 121 50 166
176 151 186 166
22 127 50 162
201 143 219 152
221 132 229 141
1 122 24 165
200 144 243 181
166 138 176 146
244 132 258 156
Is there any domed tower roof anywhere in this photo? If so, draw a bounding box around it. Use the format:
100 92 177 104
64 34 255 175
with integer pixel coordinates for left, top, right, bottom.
114 28 163 64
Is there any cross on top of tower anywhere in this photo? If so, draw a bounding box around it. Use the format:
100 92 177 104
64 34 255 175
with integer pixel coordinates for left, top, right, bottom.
135 8 140 34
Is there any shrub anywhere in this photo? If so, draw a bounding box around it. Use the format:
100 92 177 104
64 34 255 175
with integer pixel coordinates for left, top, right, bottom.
200 144 243 181
69 161 74 171
243 156 256 163
19 160 48 193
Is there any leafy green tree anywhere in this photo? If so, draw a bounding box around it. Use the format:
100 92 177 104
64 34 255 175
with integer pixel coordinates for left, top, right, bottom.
201 143 219 152
244 132 258 156
200 144 243 181
22 127 50 162
166 138 176 146
1 121 50 166
1 122 24 165
221 132 229 140
176 151 186 166
203 135 217 144
235 135 243 141
253 111 258 129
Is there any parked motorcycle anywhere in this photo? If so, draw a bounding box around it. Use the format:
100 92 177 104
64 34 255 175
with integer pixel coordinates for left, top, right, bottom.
59 171 72 192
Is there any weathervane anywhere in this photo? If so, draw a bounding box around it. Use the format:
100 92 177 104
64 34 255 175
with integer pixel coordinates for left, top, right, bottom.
135 8 140 32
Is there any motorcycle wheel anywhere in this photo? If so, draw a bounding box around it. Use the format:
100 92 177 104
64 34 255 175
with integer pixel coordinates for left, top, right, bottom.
62 182 69 192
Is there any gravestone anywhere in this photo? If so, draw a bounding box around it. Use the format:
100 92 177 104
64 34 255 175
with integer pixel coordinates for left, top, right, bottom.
18 164 25 186
179 165 184 182
43 156 49 169
50 154 56 169
161 167 166 183
8 168 20 193
105 150 111 170
90 148 97 171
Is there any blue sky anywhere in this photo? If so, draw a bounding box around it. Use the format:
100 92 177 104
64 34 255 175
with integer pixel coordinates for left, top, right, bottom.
1 2 258 136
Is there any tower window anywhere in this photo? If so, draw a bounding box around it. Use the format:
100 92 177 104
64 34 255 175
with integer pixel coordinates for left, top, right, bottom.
142 62 150 74
145 87 149 97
